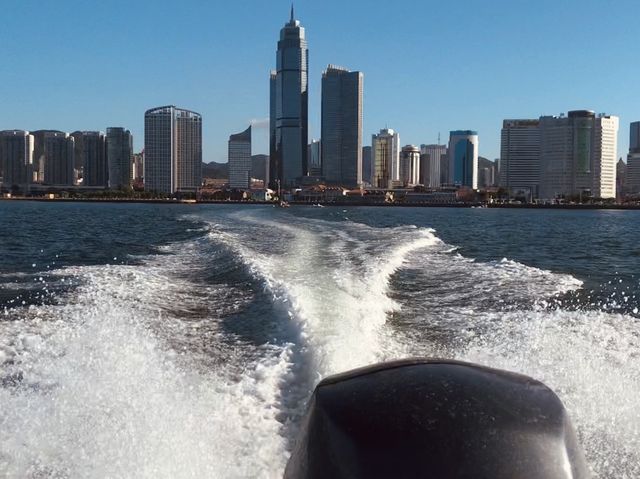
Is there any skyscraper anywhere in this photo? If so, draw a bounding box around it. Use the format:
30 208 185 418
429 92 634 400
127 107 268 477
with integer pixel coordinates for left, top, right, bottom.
627 121 640 195
400 145 420 186
539 110 618 199
308 139 321 176
34 131 74 186
144 105 202 194
269 7 308 188
362 146 372 185
107 127 133 189
372 128 400 188
320 65 363 186
420 144 447 188
0 130 34 187
499 120 540 198
228 126 252 189
71 131 107 187
448 130 478 189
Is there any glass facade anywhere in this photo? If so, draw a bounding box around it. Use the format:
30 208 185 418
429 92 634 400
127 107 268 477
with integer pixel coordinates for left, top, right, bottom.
270 10 308 188
107 127 132 189
320 66 363 187
448 130 478 189
228 126 252 189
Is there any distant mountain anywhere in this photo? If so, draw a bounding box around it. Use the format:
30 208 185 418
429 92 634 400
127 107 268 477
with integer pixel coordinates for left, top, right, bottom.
202 161 228 179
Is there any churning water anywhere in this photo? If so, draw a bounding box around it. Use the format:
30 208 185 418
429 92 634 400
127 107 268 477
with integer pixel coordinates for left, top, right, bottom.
0 202 639 477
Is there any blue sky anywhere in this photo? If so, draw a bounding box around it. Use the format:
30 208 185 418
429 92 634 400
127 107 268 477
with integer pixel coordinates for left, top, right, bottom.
0 0 636 163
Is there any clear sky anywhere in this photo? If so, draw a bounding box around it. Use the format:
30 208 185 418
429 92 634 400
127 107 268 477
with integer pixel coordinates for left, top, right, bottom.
0 0 637 163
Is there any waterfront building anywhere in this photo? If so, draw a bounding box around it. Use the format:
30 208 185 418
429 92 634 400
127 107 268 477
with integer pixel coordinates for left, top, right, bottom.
0 130 34 187
132 152 144 183
400 145 421 186
362 146 372 185
144 105 202 194
420 144 447 188
308 139 321 176
107 128 133 189
31 130 67 184
228 126 252 190
321 65 363 186
251 154 269 183
478 157 498 189
617 158 627 198
269 7 308 188
72 131 107 187
499 119 540 199
448 130 478 189
38 131 75 185
372 128 400 189
539 110 618 199
627 121 640 195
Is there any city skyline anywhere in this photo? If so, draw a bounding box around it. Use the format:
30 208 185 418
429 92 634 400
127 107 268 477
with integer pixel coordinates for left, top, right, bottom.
1 1 638 164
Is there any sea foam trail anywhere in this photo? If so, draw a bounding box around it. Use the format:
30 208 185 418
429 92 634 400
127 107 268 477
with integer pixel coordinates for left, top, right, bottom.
207 217 439 376
0 248 290 478
392 245 640 478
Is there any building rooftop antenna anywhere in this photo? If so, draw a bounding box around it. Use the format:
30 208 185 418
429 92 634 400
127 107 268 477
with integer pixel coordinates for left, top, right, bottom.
290 3 294 22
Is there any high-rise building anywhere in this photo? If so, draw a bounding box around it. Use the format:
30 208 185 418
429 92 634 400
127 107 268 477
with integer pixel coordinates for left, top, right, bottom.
228 126 252 189
251 154 269 182
31 130 67 184
72 131 107 187
362 146 372 185
34 131 75 185
320 65 363 186
308 139 321 176
448 130 478 189
132 152 144 183
144 105 202 194
107 127 133 189
372 128 400 188
269 7 308 188
539 110 618 199
499 119 540 198
0 130 34 187
627 121 640 195
400 145 420 186
478 157 498 189
420 144 447 188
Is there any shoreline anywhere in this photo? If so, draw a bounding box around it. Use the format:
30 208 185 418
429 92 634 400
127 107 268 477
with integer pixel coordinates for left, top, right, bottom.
1 196 640 210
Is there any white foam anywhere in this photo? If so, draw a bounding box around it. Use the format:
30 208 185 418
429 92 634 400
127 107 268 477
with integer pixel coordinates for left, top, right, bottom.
0 248 291 478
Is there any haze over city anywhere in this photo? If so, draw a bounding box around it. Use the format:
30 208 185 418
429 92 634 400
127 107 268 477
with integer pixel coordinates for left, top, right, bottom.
1 0 637 162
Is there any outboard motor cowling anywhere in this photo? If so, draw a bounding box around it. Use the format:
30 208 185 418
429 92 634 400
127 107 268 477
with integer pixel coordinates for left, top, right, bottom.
284 359 589 479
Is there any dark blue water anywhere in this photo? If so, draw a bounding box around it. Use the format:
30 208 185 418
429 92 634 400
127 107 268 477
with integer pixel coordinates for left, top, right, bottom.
0 202 638 477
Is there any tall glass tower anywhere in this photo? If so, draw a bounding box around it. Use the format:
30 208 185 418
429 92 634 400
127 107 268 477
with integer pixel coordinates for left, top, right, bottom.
321 65 363 187
269 6 308 189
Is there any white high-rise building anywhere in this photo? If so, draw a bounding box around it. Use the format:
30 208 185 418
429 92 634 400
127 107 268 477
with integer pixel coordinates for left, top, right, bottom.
228 126 252 189
420 144 447 188
372 128 400 188
500 119 540 198
400 145 420 186
539 110 618 199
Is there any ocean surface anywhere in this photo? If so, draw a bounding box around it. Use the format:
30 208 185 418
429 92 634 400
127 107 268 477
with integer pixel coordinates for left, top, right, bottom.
0 201 639 478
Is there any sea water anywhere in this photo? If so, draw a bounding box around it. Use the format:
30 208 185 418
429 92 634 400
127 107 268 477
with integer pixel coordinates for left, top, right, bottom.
0 202 638 477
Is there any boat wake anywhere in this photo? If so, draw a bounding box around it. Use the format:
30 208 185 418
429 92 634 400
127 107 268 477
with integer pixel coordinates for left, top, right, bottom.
0 208 638 477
